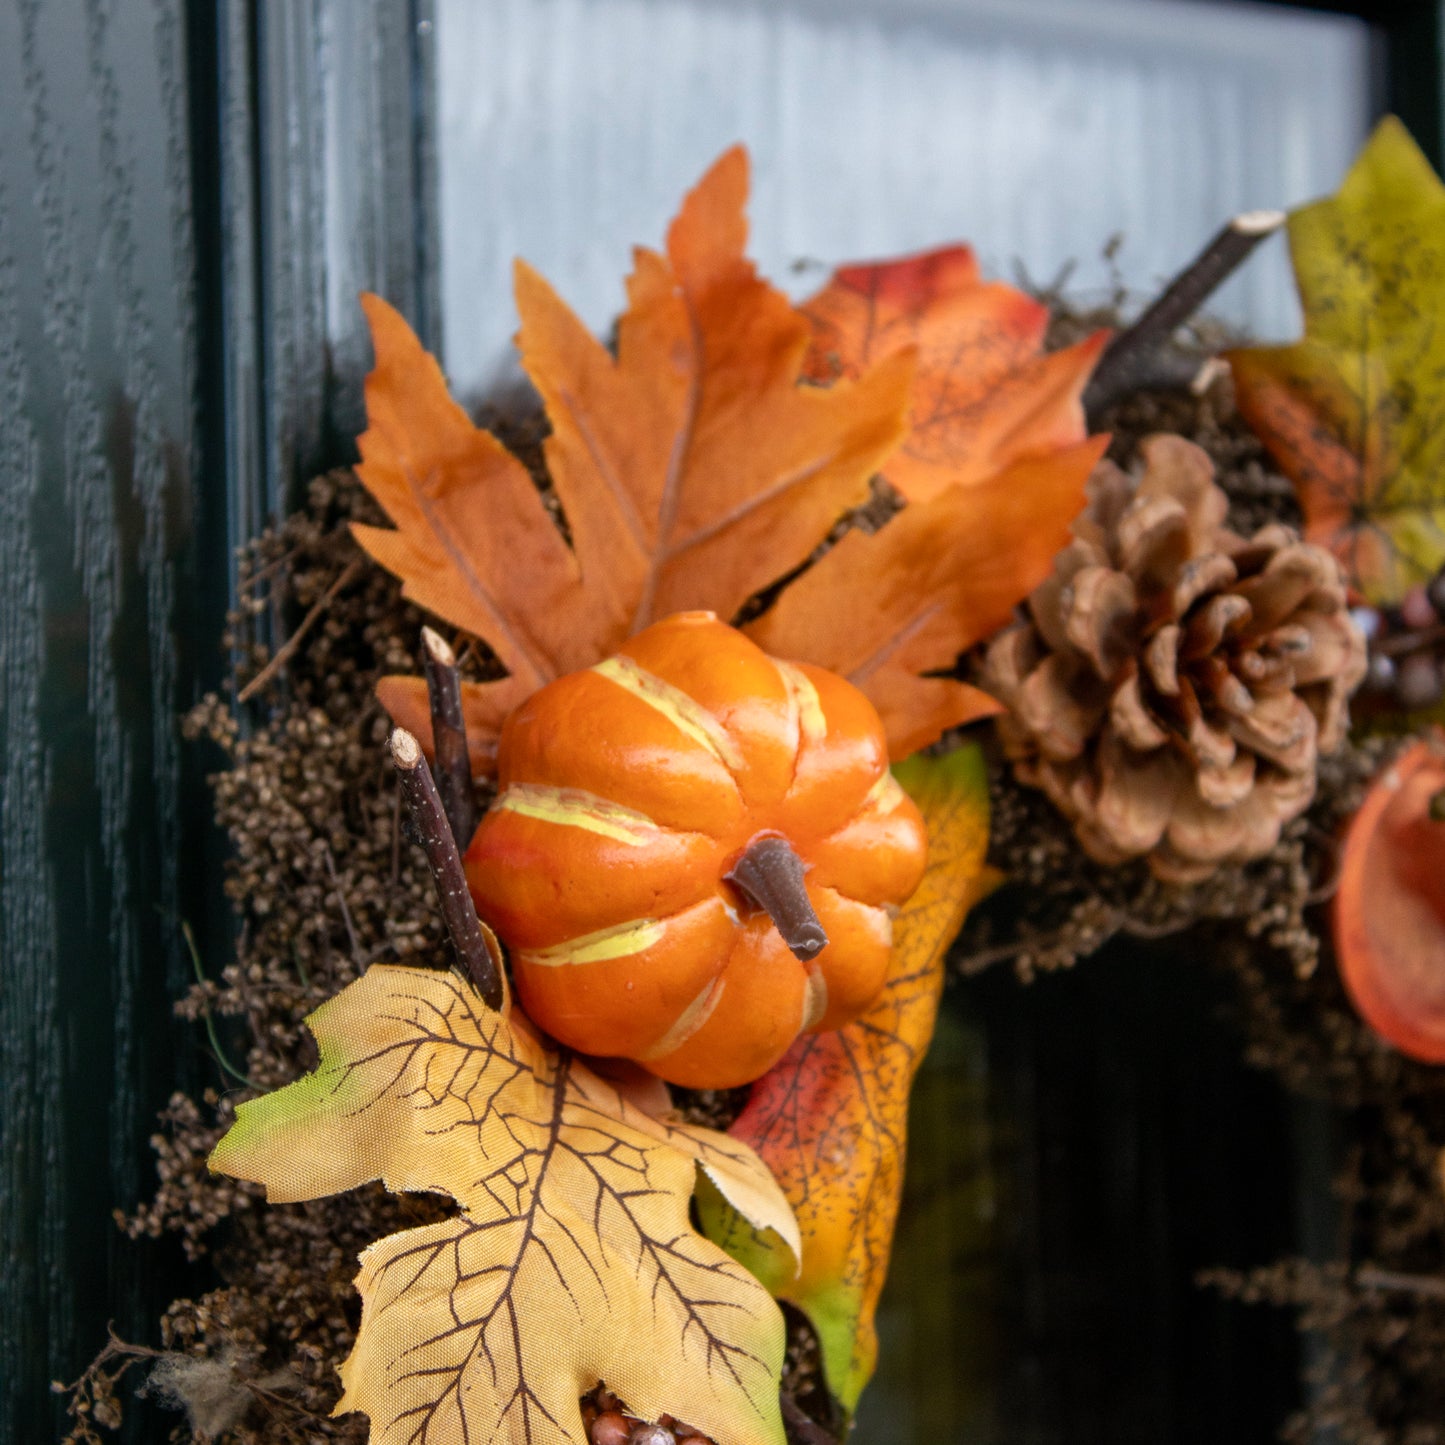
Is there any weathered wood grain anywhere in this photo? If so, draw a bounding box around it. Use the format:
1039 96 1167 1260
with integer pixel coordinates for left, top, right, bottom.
0 0 435 1435
0 0 202 1436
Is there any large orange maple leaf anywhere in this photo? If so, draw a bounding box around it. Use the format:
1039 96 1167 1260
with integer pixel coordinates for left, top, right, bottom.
358 149 1104 768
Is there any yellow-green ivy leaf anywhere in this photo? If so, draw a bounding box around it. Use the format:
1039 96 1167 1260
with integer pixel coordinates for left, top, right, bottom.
1230 116 1445 604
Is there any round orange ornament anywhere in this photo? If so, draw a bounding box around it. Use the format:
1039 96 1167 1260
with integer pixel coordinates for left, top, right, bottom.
1335 739 1445 1063
464 611 928 1088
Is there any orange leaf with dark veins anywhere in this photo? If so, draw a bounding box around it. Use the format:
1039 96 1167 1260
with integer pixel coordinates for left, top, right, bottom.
745 440 1109 760
801 245 1109 503
698 748 996 1411
1335 737 1445 1063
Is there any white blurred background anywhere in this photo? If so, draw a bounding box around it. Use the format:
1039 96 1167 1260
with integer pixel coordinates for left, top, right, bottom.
432 0 1371 402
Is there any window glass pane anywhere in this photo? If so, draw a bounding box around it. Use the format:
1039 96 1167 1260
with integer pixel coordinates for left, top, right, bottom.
434 0 1371 400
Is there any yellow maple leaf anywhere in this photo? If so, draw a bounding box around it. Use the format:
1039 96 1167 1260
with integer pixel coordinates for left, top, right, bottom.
210 965 798 1445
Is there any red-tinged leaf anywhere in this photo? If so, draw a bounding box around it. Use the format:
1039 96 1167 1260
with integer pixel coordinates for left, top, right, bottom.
1335 737 1445 1062
698 747 992 1410
802 245 1109 503
746 440 1109 759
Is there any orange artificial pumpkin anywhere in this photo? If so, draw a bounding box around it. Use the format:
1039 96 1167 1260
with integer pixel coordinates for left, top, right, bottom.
464 611 928 1088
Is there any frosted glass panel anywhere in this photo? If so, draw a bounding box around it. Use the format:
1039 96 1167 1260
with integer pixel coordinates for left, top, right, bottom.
434 0 1369 401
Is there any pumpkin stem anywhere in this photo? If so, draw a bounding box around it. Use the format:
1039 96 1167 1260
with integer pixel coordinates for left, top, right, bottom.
725 835 828 962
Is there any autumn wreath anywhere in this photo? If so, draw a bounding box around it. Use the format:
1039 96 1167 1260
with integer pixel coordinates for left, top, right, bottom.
60 119 1445 1445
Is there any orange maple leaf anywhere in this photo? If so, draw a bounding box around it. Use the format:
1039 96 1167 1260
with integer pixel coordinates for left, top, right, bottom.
355 148 909 756
801 245 1108 503
745 443 1107 759
356 151 1101 767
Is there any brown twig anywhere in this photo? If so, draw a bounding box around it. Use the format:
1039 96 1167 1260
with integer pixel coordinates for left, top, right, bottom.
1377 623 1445 658
725 836 828 961
320 842 363 968
236 541 303 592
421 626 480 849
1083 209 1285 420
390 728 505 1008
780 1394 838 1445
1355 1266 1445 1301
955 905 1208 975
236 559 363 702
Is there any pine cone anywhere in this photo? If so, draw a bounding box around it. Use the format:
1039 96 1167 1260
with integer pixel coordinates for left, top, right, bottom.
983 434 1367 883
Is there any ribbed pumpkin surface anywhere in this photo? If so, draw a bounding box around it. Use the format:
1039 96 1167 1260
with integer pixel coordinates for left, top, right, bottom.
464 611 928 1087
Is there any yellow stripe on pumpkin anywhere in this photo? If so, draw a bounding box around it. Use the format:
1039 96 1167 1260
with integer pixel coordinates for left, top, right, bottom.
495 784 661 846
638 974 726 1060
799 967 829 1033
593 655 744 773
863 769 905 810
777 662 827 748
517 916 667 967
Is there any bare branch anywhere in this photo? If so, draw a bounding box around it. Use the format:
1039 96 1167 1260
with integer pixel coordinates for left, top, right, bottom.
1355 1266 1445 1301
390 728 505 1009
1084 209 1285 420
421 626 480 849
237 560 363 703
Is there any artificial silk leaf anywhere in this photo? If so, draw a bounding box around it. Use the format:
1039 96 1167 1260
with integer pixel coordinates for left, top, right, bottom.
802 245 1109 503
352 295 586 696
745 441 1109 760
1334 738 1445 1063
356 146 911 761
1229 117 1445 604
698 746 992 1410
515 149 913 640
210 966 795 1445
376 672 512 778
